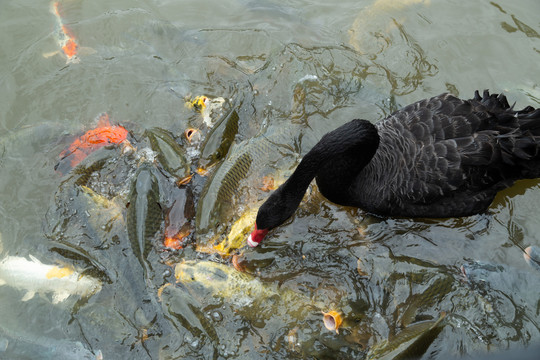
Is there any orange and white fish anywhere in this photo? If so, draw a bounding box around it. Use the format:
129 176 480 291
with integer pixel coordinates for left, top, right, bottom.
44 1 94 63
56 113 131 174
0 255 102 304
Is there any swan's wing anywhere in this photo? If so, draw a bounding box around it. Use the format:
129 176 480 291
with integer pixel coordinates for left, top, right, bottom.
378 93 506 207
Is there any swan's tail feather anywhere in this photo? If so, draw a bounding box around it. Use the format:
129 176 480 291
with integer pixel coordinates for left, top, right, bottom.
489 91 540 178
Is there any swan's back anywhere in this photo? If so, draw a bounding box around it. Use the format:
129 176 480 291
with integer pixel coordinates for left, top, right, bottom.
353 91 540 217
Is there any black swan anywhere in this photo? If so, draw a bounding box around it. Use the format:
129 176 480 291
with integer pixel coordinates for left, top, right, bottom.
248 90 540 247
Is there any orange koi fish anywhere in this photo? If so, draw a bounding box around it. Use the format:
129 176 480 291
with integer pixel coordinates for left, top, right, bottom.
56 113 129 174
45 2 94 63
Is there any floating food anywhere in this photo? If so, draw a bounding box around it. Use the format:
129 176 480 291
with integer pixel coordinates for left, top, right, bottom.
366 312 446 360
56 113 129 175
145 127 191 184
524 246 540 272
126 165 163 277
0 255 101 303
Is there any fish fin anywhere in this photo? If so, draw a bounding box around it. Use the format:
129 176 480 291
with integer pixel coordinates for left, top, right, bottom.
21 291 36 301
95 350 103 360
53 292 70 303
42 50 60 58
0 279 6 286
28 254 43 265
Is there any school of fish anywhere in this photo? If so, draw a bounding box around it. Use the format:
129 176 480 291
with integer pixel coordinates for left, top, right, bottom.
7 2 540 358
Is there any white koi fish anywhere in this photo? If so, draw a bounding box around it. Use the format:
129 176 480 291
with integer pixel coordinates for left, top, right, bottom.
0 255 102 304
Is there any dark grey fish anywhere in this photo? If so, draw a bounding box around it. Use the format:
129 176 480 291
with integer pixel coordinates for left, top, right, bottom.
145 127 190 181
126 165 163 276
198 107 239 170
366 313 446 360
196 126 296 239
398 275 454 327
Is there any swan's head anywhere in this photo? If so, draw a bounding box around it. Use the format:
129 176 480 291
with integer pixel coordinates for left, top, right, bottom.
247 185 300 247
247 224 268 247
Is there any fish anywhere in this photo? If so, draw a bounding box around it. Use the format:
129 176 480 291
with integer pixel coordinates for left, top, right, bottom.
79 185 124 236
198 107 239 170
145 127 191 184
397 275 454 327
56 113 130 175
185 95 226 127
196 202 261 256
126 165 163 277
366 312 446 360
524 246 540 272
196 125 296 246
175 260 333 321
0 255 101 304
163 187 195 250
44 2 95 63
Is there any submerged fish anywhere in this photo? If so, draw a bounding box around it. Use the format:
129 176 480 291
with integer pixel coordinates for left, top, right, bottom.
397 275 454 327
79 185 124 237
366 313 446 360
126 165 163 277
196 203 261 256
0 255 101 304
198 107 239 170
56 113 130 175
196 125 296 247
145 127 191 184
175 260 331 320
163 187 195 250
44 2 95 63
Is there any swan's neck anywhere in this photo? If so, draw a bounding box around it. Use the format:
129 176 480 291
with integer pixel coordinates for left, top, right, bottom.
312 120 379 205
257 119 379 231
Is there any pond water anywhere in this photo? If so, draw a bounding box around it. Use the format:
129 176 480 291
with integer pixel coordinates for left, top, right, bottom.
0 0 539 359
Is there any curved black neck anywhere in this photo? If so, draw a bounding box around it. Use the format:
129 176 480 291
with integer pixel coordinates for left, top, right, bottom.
257 119 379 230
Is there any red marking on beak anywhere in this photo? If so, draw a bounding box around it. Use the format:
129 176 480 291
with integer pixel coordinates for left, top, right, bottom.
247 224 268 247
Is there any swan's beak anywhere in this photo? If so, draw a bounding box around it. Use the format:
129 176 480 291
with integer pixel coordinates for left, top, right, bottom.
247 226 268 247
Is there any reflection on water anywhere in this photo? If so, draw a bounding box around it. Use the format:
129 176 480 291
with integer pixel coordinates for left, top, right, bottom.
0 0 539 358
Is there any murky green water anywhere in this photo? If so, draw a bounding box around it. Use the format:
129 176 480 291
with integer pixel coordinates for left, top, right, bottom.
0 0 539 359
